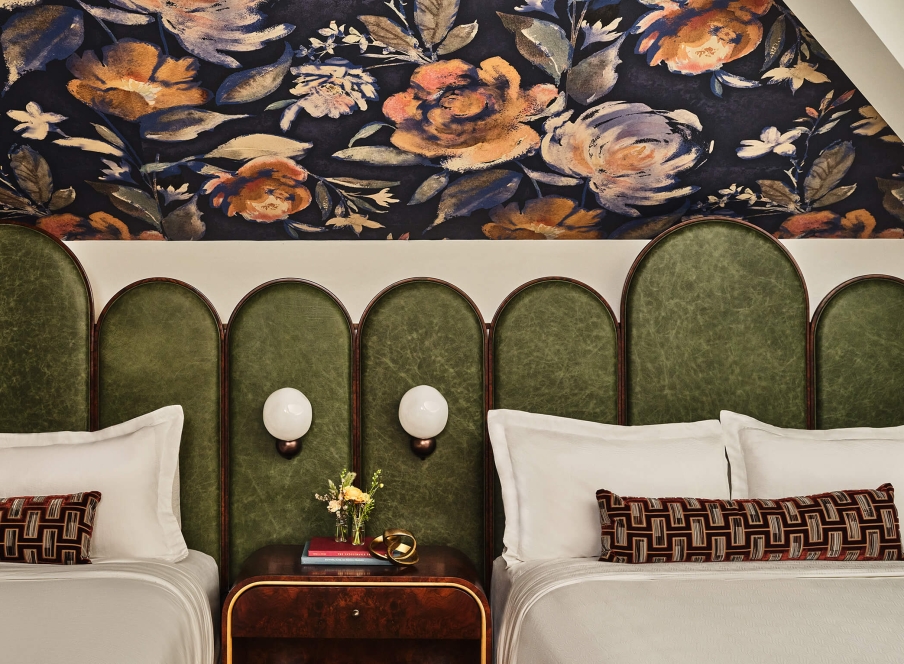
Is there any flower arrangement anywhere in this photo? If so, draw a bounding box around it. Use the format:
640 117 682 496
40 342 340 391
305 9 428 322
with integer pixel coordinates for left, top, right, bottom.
315 469 384 546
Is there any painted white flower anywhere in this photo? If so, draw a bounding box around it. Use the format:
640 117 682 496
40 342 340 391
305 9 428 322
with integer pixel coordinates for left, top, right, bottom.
286 58 379 121
159 183 193 205
513 0 557 17
327 214 384 235
581 18 622 47
737 126 806 159
852 106 888 137
100 159 134 183
342 27 370 53
7 102 67 140
318 21 345 38
364 189 400 207
762 62 830 93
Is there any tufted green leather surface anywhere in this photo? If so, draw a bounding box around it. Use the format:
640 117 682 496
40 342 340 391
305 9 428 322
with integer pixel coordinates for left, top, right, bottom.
0 225 91 432
98 281 221 561
360 281 485 573
228 282 352 580
492 279 618 555
625 220 808 427
816 278 904 429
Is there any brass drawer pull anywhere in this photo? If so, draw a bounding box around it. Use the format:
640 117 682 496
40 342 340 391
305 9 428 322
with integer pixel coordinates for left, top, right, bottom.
351 609 360 618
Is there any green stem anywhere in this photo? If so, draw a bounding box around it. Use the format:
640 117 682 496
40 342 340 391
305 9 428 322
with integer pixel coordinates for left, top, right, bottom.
157 14 169 56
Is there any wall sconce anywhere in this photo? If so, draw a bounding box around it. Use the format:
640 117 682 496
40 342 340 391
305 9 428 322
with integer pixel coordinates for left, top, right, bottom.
263 387 312 460
398 385 448 460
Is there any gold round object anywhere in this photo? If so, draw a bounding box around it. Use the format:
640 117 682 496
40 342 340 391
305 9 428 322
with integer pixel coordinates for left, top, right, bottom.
369 528 419 566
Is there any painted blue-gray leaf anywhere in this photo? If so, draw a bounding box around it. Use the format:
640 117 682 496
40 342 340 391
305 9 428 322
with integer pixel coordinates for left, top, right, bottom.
409 171 450 205
2 6 84 93
75 1 153 25
162 196 205 240
804 140 855 204
333 146 433 167
414 0 459 47
216 42 293 105
431 169 522 228
717 70 760 90
348 122 391 147
9 145 53 205
205 134 312 160
497 13 572 84
566 34 625 105
436 22 477 55
140 109 248 142
89 182 162 230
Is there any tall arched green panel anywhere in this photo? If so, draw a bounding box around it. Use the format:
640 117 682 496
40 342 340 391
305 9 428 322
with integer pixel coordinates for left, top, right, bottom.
815 277 904 429
360 281 485 573
0 225 91 432
228 281 352 580
491 279 617 555
624 219 807 427
98 281 221 562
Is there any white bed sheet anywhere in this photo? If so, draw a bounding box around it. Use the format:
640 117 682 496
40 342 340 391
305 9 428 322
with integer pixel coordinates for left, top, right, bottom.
0 550 218 664
493 556 904 664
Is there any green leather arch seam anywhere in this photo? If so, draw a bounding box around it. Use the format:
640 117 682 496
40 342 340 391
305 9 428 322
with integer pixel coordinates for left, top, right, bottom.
97 280 221 562
227 281 353 581
0 224 91 432
624 219 808 427
360 280 485 576
815 277 904 429
491 278 618 556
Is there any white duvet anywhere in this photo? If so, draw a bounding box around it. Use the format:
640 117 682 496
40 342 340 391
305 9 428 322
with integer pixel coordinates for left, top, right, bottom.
0 550 218 664
495 557 904 664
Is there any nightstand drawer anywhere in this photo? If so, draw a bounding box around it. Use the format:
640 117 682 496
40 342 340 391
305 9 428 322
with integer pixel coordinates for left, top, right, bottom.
231 584 483 640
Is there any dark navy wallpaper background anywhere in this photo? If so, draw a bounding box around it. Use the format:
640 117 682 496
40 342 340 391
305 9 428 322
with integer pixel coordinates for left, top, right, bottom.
1 0 902 240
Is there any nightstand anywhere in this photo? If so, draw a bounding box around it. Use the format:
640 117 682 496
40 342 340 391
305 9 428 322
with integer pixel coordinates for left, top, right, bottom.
223 544 491 664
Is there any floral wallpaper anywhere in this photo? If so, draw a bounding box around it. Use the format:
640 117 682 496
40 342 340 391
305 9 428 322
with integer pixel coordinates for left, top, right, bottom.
1 0 902 240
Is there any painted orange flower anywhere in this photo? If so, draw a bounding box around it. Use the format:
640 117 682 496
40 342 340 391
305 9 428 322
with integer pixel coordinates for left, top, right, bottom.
482 196 605 239
382 57 558 172
775 209 903 239
634 1 773 75
203 157 312 223
37 212 164 240
66 40 211 122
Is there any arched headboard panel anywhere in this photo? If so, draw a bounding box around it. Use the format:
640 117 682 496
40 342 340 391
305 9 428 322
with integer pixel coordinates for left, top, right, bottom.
226 280 353 581
490 278 618 556
0 224 92 432
814 276 904 429
623 218 809 427
359 279 486 577
97 280 222 564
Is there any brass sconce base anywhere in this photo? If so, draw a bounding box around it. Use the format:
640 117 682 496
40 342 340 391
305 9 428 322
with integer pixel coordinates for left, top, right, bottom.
410 436 436 460
276 438 301 460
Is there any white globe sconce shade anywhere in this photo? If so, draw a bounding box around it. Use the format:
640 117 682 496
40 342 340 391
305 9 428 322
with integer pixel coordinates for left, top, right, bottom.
398 385 448 460
263 388 313 459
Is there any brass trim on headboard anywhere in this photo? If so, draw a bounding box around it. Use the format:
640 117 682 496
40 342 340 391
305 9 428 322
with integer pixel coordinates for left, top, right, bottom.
223 278 355 593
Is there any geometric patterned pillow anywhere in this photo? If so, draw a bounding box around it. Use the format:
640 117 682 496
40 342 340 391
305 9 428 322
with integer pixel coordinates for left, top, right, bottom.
597 484 900 564
0 492 101 565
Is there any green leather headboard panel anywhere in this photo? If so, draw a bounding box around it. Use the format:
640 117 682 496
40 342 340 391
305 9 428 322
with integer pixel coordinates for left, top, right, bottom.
360 280 485 573
0 225 91 432
624 219 808 427
98 280 221 561
227 281 352 580
815 277 904 429
491 278 618 555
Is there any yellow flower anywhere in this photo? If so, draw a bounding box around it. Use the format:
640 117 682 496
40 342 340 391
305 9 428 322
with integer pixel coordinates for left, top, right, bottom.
762 62 830 93
343 486 365 503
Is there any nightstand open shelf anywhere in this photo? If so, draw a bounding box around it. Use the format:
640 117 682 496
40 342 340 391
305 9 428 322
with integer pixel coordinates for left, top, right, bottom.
223 545 491 664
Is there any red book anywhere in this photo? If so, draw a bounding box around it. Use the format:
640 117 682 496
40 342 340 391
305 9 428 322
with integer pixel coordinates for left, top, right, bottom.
306 537 381 558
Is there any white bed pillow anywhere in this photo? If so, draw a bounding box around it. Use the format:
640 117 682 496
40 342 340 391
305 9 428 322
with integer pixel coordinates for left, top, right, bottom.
722 410 904 521
0 406 187 562
488 409 728 565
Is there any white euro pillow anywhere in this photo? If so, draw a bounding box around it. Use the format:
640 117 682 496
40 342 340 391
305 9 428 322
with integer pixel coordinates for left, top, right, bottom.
723 410 904 523
488 409 728 565
0 406 187 562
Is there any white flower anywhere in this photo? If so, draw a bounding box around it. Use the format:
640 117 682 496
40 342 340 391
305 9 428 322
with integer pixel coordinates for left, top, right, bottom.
513 0 557 17
100 159 134 183
737 127 807 159
7 102 67 140
327 499 342 513
581 18 622 47
286 58 379 121
159 183 193 205
318 21 345 38
762 62 830 93
342 27 370 53
852 106 889 137
364 188 399 207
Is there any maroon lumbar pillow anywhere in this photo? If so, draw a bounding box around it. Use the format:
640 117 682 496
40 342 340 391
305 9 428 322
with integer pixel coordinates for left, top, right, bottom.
0 492 102 565
597 484 900 563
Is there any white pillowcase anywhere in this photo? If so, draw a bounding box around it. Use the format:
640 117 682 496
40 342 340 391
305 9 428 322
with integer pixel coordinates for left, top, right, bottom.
0 406 187 562
723 410 904 523
488 409 728 565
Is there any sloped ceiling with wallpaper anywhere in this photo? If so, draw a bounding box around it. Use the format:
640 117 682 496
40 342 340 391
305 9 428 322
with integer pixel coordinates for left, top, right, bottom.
1 0 903 241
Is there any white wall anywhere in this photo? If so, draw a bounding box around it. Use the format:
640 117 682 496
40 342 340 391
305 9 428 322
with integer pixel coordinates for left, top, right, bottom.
67 239 904 322
65 0 904 323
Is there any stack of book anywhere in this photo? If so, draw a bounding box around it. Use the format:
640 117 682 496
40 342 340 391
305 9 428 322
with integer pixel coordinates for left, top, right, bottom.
301 537 392 566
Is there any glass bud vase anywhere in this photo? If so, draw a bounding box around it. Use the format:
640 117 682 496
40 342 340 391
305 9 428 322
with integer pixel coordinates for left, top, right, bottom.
351 507 365 546
334 515 347 543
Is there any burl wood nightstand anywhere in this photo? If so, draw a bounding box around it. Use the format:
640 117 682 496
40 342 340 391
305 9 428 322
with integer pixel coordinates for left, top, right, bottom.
223 544 491 664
